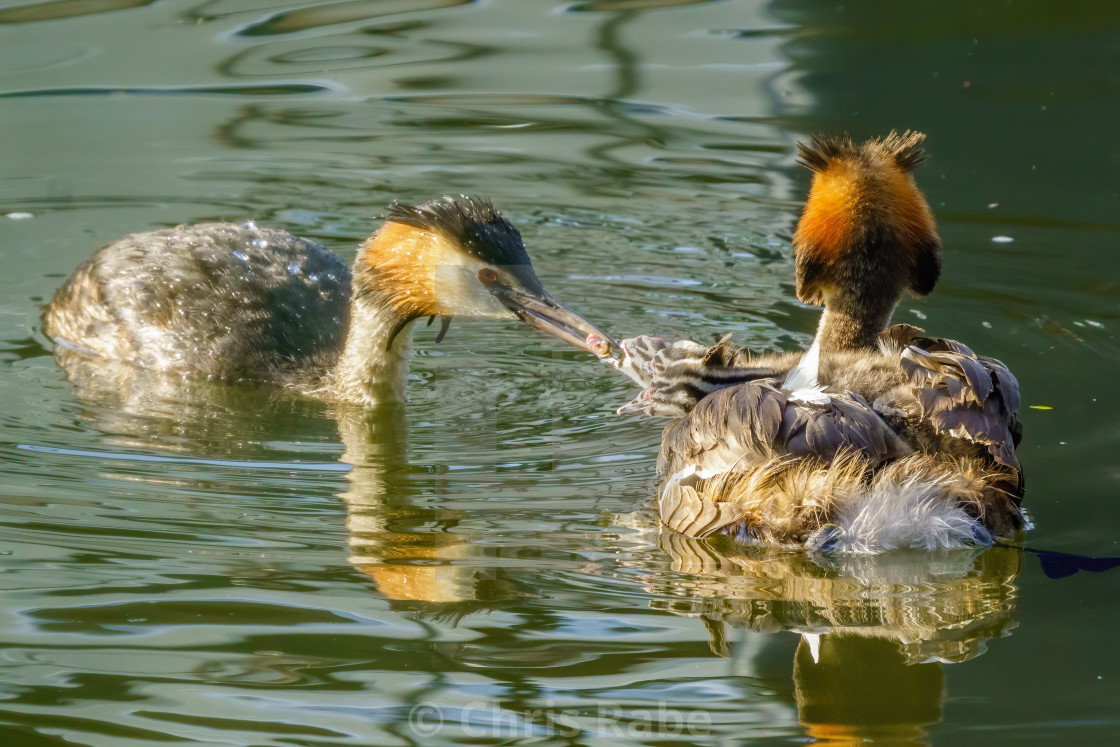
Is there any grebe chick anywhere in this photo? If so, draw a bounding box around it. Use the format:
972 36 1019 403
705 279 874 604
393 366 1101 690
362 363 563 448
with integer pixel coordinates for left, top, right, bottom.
42 196 617 406
612 132 1025 552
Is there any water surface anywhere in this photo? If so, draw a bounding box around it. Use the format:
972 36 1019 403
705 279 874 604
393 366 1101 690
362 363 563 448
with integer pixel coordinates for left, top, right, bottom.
2 0 1119 744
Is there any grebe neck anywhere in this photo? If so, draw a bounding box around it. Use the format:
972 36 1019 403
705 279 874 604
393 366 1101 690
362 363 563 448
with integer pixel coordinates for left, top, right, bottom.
815 290 898 353
331 291 414 406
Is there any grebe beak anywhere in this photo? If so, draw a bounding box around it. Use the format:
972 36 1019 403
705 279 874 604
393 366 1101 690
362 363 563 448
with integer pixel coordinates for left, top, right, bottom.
494 286 620 360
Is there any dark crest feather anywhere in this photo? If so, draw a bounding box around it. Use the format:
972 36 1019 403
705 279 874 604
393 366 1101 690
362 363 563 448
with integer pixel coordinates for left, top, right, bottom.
796 130 928 173
796 134 855 173
878 130 927 172
384 195 531 267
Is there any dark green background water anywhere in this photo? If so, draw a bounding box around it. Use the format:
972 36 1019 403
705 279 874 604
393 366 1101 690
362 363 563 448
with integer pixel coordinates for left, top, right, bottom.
2 0 1119 744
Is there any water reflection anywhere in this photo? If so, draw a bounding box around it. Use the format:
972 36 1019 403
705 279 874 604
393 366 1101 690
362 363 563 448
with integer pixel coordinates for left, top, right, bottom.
49 341 532 614
336 403 530 614
9 0 1120 741
219 18 489 79
644 533 1020 741
793 636 944 745
234 0 473 38
0 0 155 25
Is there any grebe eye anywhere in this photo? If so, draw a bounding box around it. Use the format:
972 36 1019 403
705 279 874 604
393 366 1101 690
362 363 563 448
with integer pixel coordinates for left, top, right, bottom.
477 267 499 285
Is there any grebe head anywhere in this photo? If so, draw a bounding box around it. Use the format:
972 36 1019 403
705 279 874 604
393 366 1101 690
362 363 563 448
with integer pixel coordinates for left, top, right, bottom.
792 131 941 310
355 195 616 355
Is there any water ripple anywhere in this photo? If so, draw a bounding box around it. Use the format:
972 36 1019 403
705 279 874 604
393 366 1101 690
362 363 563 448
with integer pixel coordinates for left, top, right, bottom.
235 0 474 37
18 443 350 472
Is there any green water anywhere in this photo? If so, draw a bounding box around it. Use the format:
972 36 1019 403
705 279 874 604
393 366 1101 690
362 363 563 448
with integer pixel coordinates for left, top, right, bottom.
2 1 1119 744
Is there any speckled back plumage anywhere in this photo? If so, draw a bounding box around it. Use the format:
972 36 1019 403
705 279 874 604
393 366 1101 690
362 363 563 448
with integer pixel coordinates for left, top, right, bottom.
42 222 352 388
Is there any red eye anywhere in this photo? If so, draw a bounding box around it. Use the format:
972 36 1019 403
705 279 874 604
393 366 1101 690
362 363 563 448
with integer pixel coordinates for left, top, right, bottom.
478 267 499 284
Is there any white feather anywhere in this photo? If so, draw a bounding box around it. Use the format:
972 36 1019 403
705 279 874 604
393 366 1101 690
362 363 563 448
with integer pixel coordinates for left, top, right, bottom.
782 336 821 391
827 473 985 553
782 335 831 404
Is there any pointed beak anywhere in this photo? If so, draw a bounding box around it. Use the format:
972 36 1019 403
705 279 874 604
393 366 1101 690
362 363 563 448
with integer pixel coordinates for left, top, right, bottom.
494 287 619 360
616 388 654 417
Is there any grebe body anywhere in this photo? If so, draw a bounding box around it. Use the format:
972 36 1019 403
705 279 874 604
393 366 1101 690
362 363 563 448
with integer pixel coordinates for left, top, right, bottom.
614 133 1025 552
43 197 615 406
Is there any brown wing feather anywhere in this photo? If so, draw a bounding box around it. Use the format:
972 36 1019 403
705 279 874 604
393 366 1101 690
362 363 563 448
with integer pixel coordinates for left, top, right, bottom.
658 380 910 481
899 336 1023 493
659 482 746 538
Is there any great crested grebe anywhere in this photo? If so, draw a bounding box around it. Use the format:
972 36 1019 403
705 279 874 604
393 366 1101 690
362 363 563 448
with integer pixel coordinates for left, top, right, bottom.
42 196 616 406
610 132 1025 552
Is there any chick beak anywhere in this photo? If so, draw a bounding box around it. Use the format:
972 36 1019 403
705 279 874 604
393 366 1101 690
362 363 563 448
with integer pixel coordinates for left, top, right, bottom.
494 287 619 360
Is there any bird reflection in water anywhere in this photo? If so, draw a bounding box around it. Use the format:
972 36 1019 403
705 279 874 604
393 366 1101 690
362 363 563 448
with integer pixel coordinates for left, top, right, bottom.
44 289 557 624
47 337 541 618
335 403 530 616
642 531 1022 743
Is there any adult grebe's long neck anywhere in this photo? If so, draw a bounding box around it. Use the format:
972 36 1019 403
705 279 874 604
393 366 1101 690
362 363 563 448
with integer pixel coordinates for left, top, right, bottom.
331 291 413 406
815 288 899 353
782 288 898 394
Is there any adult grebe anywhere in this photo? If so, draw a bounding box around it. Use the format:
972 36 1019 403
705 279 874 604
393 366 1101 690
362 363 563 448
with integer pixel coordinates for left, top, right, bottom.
609 132 1025 552
42 196 616 406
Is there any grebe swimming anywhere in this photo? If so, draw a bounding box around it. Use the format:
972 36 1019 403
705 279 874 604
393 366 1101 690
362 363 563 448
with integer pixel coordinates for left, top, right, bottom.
43 196 617 406
610 132 1025 552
